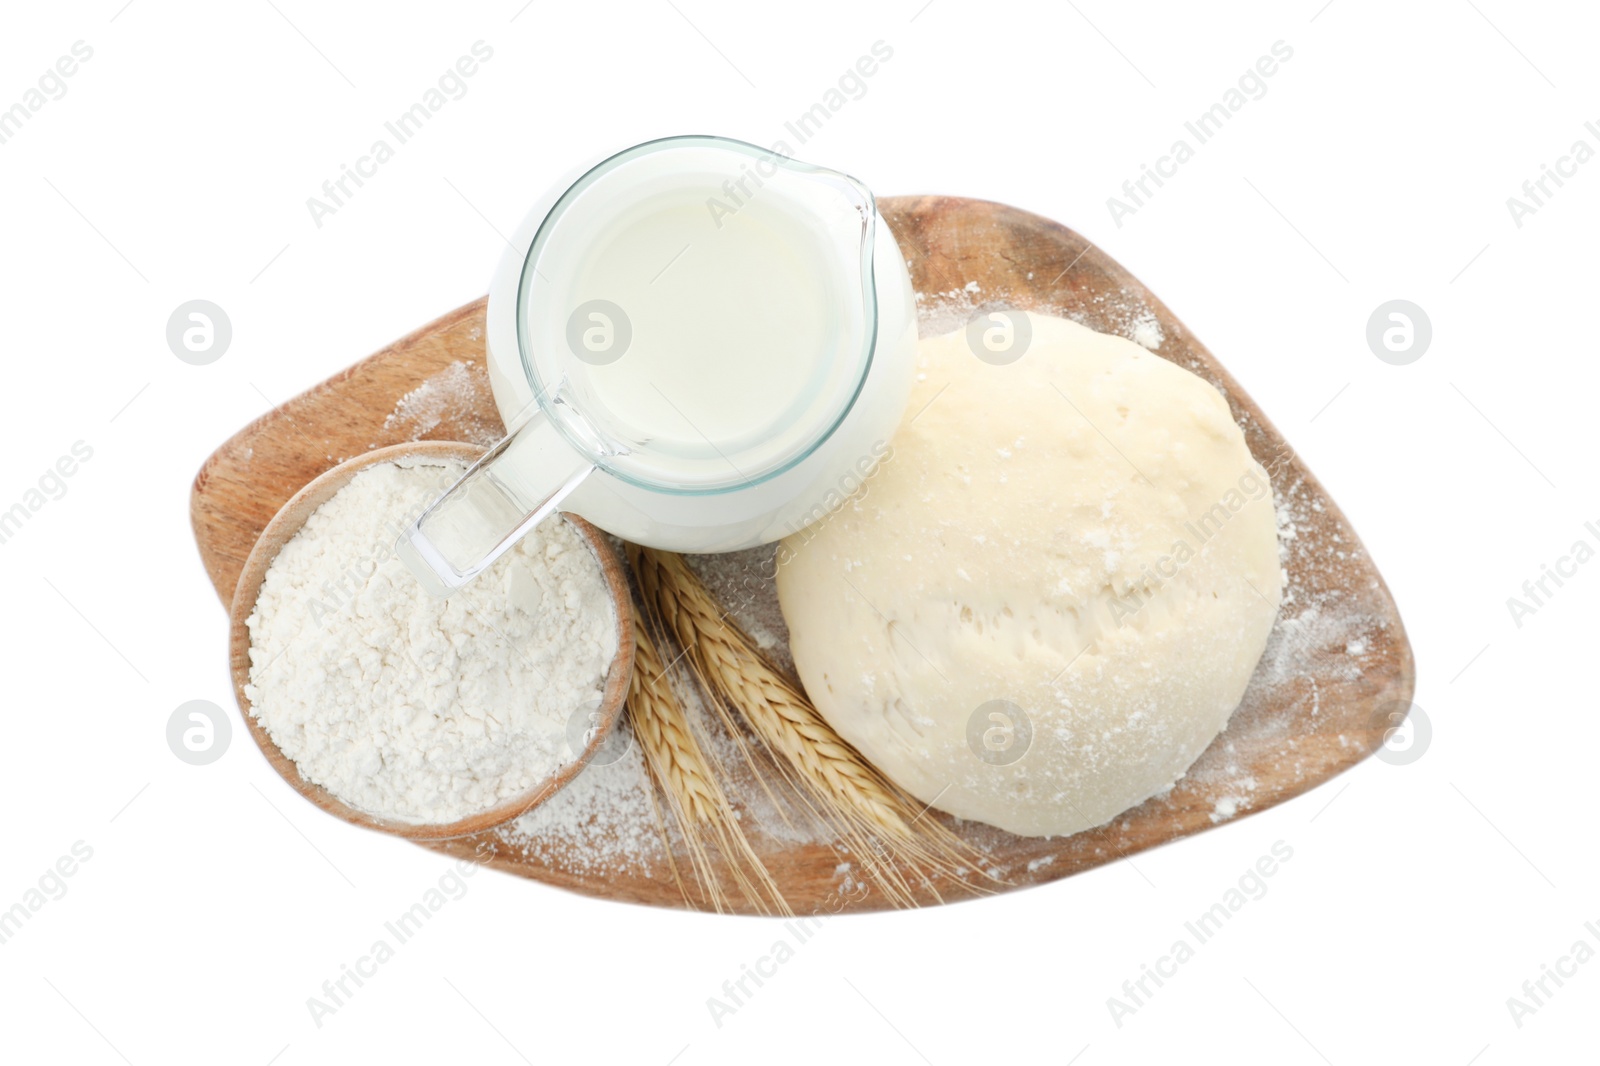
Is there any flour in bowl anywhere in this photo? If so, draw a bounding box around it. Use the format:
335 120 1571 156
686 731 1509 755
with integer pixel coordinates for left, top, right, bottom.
243 457 618 825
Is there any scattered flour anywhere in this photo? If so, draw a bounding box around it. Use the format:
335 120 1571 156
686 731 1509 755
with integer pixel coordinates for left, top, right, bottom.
912 279 986 337
382 360 503 448
911 276 1174 355
500 719 663 875
690 546 796 679
494 656 830 878
1130 313 1164 350
1210 796 1241 822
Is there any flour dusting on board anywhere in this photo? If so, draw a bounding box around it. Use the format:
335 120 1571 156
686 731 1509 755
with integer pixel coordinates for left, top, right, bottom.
1180 468 1386 816
913 279 985 338
691 546 796 678
913 278 1173 353
677 673 827 848
1130 313 1164 350
493 658 829 875
499 721 664 875
383 359 502 447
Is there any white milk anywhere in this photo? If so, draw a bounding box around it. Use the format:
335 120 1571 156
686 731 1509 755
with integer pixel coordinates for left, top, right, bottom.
522 151 871 491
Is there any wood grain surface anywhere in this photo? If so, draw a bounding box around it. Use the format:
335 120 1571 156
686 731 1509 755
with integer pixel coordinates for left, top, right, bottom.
191 195 1415 914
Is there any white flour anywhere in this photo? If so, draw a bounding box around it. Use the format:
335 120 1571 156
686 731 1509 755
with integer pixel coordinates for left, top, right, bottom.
244 458 617 825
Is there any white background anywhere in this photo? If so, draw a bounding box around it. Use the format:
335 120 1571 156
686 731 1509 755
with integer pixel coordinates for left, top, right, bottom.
1 1 1594 1062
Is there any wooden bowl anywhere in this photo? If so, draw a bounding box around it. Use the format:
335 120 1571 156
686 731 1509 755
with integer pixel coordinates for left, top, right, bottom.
227 441 635 842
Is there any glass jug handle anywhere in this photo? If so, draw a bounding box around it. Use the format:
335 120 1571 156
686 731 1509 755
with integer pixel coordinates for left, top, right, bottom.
396 410 592 596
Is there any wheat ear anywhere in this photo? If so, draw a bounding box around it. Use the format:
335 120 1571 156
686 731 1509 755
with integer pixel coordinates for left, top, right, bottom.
630 546 993 907
627 604 789 916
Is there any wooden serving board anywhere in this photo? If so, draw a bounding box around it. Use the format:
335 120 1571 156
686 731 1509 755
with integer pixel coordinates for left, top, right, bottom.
193 196 1415 914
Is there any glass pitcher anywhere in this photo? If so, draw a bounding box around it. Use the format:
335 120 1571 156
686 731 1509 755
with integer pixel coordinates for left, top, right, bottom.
398 136 916 595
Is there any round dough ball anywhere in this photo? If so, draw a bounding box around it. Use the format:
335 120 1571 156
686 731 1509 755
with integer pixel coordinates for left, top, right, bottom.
776 312 1282 838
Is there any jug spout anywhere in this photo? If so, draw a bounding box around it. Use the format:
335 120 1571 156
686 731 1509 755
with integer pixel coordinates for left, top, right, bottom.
396 409 591 596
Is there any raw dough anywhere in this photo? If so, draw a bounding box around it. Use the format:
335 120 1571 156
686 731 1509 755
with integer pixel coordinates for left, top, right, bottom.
775 312 1282 837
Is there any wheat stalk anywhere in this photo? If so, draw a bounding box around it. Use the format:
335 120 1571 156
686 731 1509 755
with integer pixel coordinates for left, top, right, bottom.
629 546 994 908
626 604 788 916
